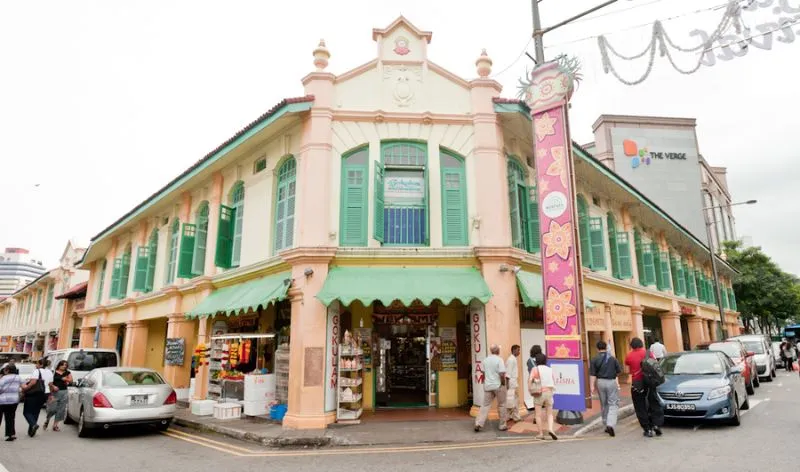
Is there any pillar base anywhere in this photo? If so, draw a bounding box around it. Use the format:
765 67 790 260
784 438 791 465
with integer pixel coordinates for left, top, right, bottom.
556 410 584 425
281 411 336 430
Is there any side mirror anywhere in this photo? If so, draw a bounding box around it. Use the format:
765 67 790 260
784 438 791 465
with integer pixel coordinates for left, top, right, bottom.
730 364 745 375
746 351 755 357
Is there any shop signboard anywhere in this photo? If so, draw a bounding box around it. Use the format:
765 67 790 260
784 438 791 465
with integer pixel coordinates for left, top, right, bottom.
439 327 457 372
584 304 606 332
611 305 633 331
165 337 186 366
550 359 586 411
324 302 340 413
469 300 487 408
524 60 586 412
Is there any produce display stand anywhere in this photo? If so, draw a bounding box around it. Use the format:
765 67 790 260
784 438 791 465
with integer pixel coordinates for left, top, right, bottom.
208 333 276 404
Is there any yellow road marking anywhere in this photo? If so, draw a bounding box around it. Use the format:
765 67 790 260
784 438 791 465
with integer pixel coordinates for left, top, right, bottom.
162 428 606 457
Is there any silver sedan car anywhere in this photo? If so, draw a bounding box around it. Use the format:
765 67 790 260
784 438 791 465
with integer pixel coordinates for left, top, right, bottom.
67 367 177 437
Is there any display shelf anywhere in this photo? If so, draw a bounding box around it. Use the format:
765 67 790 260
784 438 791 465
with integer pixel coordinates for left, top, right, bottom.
339 377 363 387
339 367 363 372
337 408 363 420
340 347 363 356
339 393 362 403
337 334 364 424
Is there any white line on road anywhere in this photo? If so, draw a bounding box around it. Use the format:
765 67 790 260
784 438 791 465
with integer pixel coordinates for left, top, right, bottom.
0 462 9 472
742 397 769 416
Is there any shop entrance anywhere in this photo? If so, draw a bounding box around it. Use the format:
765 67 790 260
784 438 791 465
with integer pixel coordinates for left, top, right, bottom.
374 314 435 408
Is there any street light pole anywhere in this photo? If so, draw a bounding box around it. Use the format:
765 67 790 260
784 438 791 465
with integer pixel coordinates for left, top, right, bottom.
702 200 757 340
530 0 621 64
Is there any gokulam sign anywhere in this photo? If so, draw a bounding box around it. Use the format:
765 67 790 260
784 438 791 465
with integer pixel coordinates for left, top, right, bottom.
611 305 633 331
324 302 340 413
469 300 487 409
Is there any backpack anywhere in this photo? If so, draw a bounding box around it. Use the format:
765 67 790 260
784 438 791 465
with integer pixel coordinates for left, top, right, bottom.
640 350 665 388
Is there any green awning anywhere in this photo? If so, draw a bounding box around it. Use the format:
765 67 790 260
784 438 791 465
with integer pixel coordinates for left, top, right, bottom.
316 267 492 307
186 272 291 319
515 270 593 309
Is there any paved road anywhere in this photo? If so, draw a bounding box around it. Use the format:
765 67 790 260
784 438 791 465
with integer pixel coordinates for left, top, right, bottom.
2 371 798 472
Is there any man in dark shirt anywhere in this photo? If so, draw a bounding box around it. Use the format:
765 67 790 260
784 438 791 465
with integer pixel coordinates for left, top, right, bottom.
590 340 622 437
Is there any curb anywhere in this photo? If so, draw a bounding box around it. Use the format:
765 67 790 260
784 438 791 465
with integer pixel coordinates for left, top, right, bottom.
173 417 332 448
571 404 635 437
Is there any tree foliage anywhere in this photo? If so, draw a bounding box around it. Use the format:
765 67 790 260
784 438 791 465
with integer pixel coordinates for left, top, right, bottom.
723 241 800 334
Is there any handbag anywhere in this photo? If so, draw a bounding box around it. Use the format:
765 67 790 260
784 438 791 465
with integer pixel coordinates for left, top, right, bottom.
528 366 543 397
23 369 45 396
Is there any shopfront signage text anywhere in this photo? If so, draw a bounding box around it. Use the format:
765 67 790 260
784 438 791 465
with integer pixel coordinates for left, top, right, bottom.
469 300 487 408
611 305 633 331
324 303 340 412
680 305 696 316
584 304 607 332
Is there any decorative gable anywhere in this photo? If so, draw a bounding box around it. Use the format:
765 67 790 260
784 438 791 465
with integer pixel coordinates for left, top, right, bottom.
372 16 432 63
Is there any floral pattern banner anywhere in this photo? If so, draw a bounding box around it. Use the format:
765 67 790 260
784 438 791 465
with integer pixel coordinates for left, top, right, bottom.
533 106 584 361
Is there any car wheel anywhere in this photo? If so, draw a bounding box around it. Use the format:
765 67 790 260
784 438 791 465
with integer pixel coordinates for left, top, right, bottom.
741 394 750 410
77 408 91 438
753 375 760 387
728 395 741 426
746 377 755 395
764 371 773 382
156 420 171 432
771 368 777 379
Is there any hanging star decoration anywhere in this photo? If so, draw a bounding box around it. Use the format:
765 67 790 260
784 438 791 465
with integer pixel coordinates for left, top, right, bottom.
543 221 572 260
546 286 576 330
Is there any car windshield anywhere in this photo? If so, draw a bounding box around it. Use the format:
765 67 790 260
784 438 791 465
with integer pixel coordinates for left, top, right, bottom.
102 370 165 387
67 352 117 371
709 342 741 358
739 340 764 354
661 353 725 375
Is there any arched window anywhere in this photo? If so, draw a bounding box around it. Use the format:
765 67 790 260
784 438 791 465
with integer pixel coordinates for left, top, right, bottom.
340 147 369 246
95 259 107 304
375 142 428 246
441 149 468 246
506 157 539 252
165 219 180 284
577 195 591 268
274 159 296 253
607 212 631 279
231 182 246 265
111 244 132 299
214 181 245 269
192 202 209 275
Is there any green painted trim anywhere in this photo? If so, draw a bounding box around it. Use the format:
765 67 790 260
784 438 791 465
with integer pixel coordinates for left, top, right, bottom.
83 100 313 257
494 102 531 120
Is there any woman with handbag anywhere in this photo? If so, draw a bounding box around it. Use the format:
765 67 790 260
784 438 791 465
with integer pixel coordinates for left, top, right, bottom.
44 361 71 432
528 353 558 441
21 360 47 437
0 364 22 441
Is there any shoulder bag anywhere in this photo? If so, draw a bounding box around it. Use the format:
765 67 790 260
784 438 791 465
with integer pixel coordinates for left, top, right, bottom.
528 366 543 397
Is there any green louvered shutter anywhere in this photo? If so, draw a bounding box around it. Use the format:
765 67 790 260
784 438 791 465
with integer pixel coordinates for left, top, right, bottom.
634 230 645 285
721 285 729 309
373 161 385 243
192 206 209 275
508 178 522 250
525 187 540 253
616 233 633 279
642 245 656 286
215 204 234 268
133 246 149 291
177 223 196 279
578 200 592 268
686 264 697 299
731 289 737 311
110 258 122 299
119 251 131 298
441 167 468 246
341 165 368 246
589 217 606 270
699 272 707 302
660 253 672 291
145 243 157 293
608 219 620 278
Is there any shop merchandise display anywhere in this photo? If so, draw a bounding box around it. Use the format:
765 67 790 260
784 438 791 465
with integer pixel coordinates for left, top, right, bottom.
337 330 364 424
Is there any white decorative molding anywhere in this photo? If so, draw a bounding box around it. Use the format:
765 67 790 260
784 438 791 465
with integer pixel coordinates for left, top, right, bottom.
383 65 422 108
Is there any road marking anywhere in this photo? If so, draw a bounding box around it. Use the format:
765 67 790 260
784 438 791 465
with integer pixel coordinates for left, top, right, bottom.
161 430 602 457
0 462 8 472
742 397 769 416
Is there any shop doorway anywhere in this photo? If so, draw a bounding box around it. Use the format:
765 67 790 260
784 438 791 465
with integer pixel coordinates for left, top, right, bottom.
374 314 435 408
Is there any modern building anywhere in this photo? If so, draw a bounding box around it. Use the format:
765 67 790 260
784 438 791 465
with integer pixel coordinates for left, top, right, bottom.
71 17 740 429
0 247 46 296
586 115 740 252
0 241 88 355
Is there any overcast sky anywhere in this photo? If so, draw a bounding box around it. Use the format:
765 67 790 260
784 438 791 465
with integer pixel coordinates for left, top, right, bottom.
1 0 797 275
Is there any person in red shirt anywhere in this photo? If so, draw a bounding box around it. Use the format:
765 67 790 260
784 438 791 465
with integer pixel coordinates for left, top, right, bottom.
624 337 665 437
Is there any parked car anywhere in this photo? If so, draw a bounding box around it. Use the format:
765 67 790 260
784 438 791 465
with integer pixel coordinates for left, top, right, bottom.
708 340 759 394
729 334 776 381
657 350 749 426
67 367 176 438
45 348 119 381
772 341 784 368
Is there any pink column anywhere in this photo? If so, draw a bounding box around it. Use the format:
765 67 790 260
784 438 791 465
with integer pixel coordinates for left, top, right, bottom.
204 172 224 276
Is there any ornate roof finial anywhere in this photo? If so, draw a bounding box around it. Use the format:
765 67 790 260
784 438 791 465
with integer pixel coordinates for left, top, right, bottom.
476 49 492 78
313 39 330 71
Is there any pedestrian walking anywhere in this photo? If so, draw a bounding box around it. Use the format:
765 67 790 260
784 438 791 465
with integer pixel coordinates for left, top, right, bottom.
624 337 665 438
782 342 796 372
44 361 72 432
474 344 508 432
649 338 667 360
0 364 22 441
505 345 522 422
21 360 49 438
590 340 622 437
527 345 543 375
528 353 558 440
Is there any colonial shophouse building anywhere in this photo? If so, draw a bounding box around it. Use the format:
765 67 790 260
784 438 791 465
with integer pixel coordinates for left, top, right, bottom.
69 17 740 429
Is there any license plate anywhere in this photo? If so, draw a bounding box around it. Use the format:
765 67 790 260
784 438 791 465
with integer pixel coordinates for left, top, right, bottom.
665 403 696 411
131 395 148 406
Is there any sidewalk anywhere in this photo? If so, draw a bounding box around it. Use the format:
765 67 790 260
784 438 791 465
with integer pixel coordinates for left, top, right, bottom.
173 391 633 448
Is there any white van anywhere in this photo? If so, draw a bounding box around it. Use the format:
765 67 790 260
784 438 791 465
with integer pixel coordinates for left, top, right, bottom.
45 348 119 381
